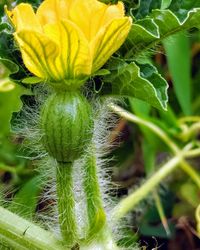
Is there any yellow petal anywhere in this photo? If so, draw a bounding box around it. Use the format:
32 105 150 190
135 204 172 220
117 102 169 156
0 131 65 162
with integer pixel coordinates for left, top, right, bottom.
44 20 92 79
69 0 106 41
101 2 125 26
69 0 125 41
36 0 73 26
91 17 132 73
14 31 60 80
5 4 42 32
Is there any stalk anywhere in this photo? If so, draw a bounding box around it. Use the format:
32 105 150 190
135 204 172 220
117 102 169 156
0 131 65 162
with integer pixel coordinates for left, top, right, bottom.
56 162 77 247
82 147 120 249
111 153 183 220
83 146 106 241
0 206 63 250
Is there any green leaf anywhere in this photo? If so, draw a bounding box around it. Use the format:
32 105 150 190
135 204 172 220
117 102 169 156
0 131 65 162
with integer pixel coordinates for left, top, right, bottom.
133 0 162 19
161 0 172 9
0 58 19 77
0 84 28 135
169 0 200 20
103 59 168 110
164 32 191 115
22 76 43 84
0 58 28 135
158 105 180 131
91 69 111 77
9 176 43 218
125 8 200 58
142 140 157 174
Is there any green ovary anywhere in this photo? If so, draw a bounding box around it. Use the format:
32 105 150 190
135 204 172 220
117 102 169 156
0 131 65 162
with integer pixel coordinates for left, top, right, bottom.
41 91 93 163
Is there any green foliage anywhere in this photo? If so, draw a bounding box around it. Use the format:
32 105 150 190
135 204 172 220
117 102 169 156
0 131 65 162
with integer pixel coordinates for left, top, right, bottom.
0 59 28 135
125 7 200 58
133 0 162 19
9 176 43 218
164 32 191 115
102 59 168 110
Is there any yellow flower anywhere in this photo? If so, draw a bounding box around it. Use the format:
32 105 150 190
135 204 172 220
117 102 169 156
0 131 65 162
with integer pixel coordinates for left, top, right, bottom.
6 0 132 87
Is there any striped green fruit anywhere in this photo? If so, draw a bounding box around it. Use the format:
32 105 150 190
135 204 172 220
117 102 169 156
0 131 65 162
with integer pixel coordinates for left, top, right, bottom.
41 91 93 163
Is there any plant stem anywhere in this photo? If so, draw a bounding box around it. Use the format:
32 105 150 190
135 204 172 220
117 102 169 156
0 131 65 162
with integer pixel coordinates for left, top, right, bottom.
179 122 200 140
109 104 200 188
178 116 200 123
56 162 77 247
83 146 106 241
179 160 200 188
153 191 170 236
109 103 179 152
0 206 63 250
111 153 183 220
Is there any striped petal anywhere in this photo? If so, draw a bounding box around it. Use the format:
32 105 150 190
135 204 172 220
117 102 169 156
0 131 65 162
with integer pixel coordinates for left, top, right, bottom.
6 4 42 32
69 0 125 41
101 2 125 26
36 0 73 25
91 17 132 73
14 31 61 80
44 20 92 79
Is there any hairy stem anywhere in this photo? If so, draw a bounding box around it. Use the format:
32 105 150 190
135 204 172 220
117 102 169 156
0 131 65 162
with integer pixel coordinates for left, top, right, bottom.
83 146 106 241
179 160 200 188
0 206 63 250
112 153 184 220
153 191 170 236
56 162 77 247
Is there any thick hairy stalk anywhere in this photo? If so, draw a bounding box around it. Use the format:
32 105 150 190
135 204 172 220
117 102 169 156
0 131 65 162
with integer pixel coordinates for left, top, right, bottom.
83 146 106 241
0 206 63 250
56 162 77 247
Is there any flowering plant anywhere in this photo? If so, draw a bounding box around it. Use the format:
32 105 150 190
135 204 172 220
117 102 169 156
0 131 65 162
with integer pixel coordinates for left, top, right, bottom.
0 1 200 250
6 0 131 87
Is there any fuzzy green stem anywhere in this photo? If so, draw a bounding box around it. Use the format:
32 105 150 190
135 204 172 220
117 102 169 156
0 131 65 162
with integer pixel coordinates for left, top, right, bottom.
153 191 170 236
83 146 106 241
109 104 200 188
179 122 200 140
56 162 77 247
179 160 200 188
112 153 184 220
178 116 200 123
0 206 63 250
185 147 200 158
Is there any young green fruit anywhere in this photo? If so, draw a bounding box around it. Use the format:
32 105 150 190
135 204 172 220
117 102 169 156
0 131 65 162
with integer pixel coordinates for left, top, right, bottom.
41 91 93 163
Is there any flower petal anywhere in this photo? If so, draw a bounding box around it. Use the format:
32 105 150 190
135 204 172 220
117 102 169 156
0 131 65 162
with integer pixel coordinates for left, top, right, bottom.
44 20 92 79
69 0 125 41
14 31 61 80
101 2 125 26
36 0 73 25
5 4 42 32
91 17 132 73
